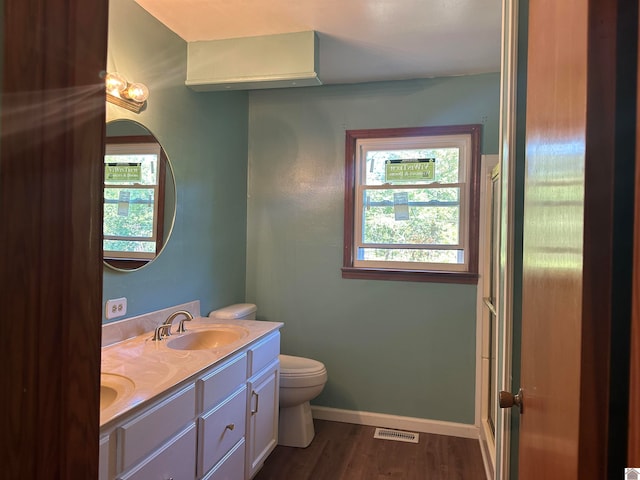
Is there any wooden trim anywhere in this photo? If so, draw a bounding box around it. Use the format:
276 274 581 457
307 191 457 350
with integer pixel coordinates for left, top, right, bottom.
0 0 108 477
105 134 156 145
581 0 636 476
629 0 640 464
342 124 482 284
341 266 479 284
157 147 168 252
343 130 358 268
104 259 150 270
579 2 617 477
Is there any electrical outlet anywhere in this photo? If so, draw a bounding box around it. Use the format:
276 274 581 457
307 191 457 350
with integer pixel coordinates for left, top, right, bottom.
105 297 127 320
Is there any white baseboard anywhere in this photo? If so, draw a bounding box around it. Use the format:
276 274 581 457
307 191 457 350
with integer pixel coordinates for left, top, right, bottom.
311 406 479 439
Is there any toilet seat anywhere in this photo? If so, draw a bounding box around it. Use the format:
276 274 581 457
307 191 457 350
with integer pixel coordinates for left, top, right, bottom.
279 354 327 388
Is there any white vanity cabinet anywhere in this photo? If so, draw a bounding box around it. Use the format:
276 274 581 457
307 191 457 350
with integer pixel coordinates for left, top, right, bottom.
197 353 248 479
100 328 281 480
116 384 197 480
246 334 280 479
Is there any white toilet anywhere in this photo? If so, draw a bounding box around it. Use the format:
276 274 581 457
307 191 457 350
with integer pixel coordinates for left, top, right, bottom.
278 354 327 448
209 304 328 448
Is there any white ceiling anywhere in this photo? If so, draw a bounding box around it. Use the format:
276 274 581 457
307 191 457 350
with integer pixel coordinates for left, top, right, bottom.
135 0 502 85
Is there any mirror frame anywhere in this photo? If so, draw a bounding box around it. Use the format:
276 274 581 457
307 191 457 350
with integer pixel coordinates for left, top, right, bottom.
104 120 177 272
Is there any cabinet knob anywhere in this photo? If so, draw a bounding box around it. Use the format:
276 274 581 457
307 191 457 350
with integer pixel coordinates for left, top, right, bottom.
225 423 235 431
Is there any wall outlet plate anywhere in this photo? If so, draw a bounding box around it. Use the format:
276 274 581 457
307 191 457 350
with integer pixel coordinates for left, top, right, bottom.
105 297 127 320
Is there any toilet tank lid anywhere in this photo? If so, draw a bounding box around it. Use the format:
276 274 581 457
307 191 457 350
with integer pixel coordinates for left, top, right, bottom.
279 354 326 374
209 303 256 319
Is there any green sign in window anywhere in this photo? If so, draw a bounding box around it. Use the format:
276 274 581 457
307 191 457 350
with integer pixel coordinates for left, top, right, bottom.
105 163 142 182
385 159 435 182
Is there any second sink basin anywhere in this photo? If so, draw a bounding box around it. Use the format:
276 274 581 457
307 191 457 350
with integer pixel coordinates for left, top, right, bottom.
167 326 249 351
100 373 135 410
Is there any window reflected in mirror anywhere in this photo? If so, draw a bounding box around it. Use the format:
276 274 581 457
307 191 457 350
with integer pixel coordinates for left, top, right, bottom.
104 137 166 266
104 120 176 272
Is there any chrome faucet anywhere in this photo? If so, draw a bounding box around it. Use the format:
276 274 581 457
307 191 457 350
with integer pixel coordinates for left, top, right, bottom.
152 310 194 341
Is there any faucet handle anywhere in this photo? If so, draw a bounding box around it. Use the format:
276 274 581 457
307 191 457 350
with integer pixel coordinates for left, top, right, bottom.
152 324 171 341
177 317 191 333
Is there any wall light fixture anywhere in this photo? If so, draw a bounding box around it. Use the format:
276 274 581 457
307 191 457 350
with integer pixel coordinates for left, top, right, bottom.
105 72 149 113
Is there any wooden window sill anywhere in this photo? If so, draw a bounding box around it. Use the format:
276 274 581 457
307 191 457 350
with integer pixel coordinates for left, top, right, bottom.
341 266 479 284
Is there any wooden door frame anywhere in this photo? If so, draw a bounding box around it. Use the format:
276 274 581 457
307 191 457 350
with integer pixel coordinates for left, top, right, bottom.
630 1 640 464
581 0 636 475
0 0 108 477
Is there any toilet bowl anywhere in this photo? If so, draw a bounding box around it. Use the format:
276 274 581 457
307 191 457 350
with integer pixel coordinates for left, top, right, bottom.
208 304 328 448
278 354 327 448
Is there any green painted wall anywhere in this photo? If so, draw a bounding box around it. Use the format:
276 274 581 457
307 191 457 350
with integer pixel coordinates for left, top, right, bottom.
103 1 501 424
102 0 249 322
246 74 500 423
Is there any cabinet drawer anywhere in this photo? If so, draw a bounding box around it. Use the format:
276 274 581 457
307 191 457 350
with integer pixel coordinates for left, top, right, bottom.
202 438 245 480
249 332 280 377
117 423 196 480
117 384 196 472
198 353 247 412
198 385 247 477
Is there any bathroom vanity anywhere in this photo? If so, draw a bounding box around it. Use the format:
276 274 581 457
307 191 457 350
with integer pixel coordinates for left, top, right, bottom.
99 314 282 480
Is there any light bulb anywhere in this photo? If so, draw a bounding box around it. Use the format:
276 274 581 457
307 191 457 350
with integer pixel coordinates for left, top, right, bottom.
125 83 149 103
105 72 127 96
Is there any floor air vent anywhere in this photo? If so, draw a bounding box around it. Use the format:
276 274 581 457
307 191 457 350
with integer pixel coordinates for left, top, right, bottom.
373 428 419 443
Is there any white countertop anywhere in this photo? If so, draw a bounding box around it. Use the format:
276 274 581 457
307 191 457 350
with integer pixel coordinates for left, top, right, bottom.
100 317 282 428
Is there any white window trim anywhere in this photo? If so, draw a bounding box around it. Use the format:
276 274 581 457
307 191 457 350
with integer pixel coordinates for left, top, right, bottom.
352 134 472 272
104 142 162 261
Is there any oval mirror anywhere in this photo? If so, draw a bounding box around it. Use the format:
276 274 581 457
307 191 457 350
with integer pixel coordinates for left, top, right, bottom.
104 120 176 271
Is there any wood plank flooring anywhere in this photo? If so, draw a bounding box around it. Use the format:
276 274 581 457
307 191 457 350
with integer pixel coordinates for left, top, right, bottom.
254 420 487 480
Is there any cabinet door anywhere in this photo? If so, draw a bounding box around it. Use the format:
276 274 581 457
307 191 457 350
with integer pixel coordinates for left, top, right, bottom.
246 360 279 479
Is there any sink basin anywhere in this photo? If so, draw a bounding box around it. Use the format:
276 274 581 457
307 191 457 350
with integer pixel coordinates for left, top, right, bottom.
100 385 118 408
167 326 249 351
100 373 135 410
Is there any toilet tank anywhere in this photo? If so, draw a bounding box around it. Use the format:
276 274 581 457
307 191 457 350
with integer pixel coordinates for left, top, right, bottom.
208 303 257 320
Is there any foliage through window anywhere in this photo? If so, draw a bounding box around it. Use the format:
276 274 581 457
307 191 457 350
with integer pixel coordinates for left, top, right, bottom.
342 125 481 283
104 136 166 266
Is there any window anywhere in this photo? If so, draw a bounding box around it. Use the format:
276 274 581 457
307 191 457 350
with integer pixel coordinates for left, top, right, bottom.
104 135 167 268
342 125 481 283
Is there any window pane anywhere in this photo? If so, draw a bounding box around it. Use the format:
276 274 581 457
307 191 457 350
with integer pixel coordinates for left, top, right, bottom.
104 239 155 254
104 187 156 239
358 248 464 264
365 148 460 185
362 188 460 246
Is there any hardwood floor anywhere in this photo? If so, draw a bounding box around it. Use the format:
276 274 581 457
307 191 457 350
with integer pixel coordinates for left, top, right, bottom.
254 420 486 480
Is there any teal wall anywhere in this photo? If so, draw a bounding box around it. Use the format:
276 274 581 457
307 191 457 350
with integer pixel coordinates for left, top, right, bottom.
104 0 501 424
246 74 500 423
102 0 249 322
